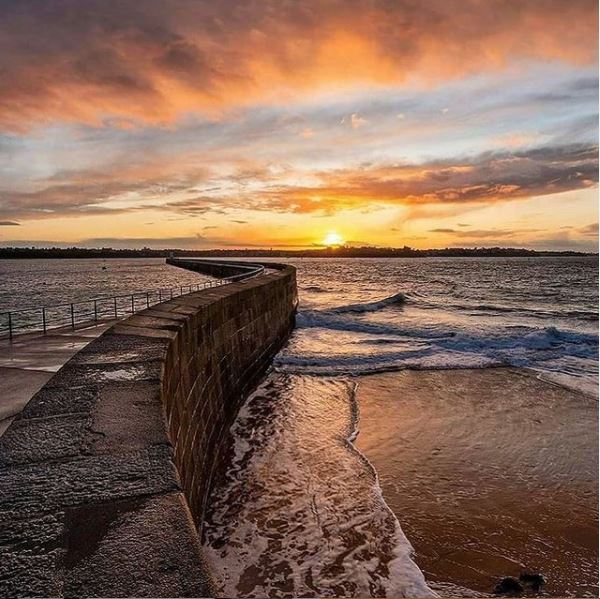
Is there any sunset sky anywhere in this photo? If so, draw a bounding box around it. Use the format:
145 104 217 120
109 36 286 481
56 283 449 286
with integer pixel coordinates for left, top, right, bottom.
0 0 598 250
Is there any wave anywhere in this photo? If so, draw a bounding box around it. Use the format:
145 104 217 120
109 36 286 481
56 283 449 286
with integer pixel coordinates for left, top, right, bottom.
279 311 598 384
331 291 407 313
302 285 328 293
416 298 599 321
202 375 435 597
296 309 454 339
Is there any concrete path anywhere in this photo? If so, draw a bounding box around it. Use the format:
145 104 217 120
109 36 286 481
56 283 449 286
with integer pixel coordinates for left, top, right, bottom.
0 320 118 435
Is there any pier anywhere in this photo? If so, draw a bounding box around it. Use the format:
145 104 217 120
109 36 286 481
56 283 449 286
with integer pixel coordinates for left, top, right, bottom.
0 259 297 598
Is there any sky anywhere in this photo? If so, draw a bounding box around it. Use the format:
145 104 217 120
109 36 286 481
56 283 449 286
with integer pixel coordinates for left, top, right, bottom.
0 0 598 251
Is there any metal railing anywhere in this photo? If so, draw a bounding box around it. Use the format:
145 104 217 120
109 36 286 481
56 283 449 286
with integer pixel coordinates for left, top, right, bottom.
0 259 267 341
0 279 227 340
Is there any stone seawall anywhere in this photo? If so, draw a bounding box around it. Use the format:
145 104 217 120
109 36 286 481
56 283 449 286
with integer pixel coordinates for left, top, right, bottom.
166 257 264 281
0 260 297 598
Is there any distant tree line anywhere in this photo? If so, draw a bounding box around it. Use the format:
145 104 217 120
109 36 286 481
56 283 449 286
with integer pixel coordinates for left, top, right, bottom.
0 245 595 259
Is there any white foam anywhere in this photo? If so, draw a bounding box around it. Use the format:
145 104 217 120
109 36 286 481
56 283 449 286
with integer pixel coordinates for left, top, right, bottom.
281 308 598 385
202 375 435 598
331 291 407 313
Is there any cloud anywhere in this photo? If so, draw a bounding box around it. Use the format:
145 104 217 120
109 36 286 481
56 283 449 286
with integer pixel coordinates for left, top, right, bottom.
0 0 596 131
0 235 316 249
350 113 368 129
0 220 20 226
247 143 598 214
1 143 595 222
578 222 598 236
429 227 540 239
523 231 598 251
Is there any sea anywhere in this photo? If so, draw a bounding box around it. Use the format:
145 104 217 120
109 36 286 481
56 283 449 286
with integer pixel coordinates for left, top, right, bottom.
276 256 599 397
204 255 598 597
1 255 597 596
0 258 210 334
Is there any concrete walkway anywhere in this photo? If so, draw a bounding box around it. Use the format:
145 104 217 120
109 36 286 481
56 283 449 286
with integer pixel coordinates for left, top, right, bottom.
0 320 118 435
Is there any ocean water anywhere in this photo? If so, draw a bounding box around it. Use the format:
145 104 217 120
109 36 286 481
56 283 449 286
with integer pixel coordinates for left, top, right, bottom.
0 258 212 334
1 256 597 595
203 375 433 598
275 256 599 396
203 256 598 597
0 258 211 312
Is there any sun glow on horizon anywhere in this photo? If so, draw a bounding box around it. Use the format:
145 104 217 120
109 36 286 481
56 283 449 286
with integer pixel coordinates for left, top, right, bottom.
322 231 345 247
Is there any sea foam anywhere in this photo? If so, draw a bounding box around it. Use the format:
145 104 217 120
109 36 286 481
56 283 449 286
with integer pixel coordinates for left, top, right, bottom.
202 375 435 598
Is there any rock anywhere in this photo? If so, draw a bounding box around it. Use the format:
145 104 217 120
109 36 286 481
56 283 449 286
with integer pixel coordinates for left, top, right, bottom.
494 576 524 595
519 571 546 592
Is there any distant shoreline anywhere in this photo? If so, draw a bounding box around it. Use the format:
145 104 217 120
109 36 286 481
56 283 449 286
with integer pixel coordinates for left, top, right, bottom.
0 247 597 259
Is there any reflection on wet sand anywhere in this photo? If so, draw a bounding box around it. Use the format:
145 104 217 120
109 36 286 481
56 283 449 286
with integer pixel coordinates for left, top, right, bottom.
355 368 598 597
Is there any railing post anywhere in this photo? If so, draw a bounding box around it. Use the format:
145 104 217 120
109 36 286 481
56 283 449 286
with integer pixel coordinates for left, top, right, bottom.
93 299 98 322
42 307 46 334
146 292 150 308
113 297 118 318
70 303 75 329
158 289 162 302
8 312 12 341
180 285 183 296
131 295 135 313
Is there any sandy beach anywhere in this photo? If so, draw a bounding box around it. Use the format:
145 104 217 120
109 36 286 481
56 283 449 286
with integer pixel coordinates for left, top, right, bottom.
355 367 598 597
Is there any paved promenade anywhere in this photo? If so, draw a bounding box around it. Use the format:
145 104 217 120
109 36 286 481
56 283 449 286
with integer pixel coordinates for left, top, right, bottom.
0 321 117 435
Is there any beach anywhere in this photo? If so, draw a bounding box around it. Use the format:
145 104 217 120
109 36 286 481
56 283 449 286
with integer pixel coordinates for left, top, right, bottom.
355 368 598 597
1 256 597 597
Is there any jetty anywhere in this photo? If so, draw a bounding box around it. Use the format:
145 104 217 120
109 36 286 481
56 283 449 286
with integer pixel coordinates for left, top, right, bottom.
0 258 297 597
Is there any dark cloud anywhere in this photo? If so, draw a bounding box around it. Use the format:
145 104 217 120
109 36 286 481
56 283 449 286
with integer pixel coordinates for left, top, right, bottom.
523 232 598 251
0 180 158 220
0 220 20 226
80 235 211 249
0 235 312 249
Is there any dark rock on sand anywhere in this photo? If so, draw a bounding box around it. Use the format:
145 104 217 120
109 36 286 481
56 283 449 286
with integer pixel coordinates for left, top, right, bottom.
494 576 524 595
519 572 546 592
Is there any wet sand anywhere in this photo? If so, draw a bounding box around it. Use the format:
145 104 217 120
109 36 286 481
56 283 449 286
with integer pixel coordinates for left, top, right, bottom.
355 368 598 597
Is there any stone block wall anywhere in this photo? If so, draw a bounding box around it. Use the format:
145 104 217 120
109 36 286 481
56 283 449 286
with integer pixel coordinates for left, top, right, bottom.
0 261 297 598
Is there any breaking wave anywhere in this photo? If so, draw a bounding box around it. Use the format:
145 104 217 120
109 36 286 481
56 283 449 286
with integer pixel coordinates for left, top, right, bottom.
277 294 598 396
331 291 407 313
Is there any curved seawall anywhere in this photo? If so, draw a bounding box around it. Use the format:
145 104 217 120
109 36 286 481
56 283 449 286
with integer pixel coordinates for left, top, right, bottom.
0 259 297 598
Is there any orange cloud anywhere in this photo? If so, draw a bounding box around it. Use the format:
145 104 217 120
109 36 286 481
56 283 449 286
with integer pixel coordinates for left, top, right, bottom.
1 143 596 222
248 144 599 213
0 0 597 131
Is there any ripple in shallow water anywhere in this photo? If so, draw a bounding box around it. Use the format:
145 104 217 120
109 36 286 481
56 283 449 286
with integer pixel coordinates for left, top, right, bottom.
202 374 433 598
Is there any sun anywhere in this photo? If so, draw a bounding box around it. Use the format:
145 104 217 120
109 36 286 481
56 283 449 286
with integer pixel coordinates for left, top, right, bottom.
322 231 345 247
